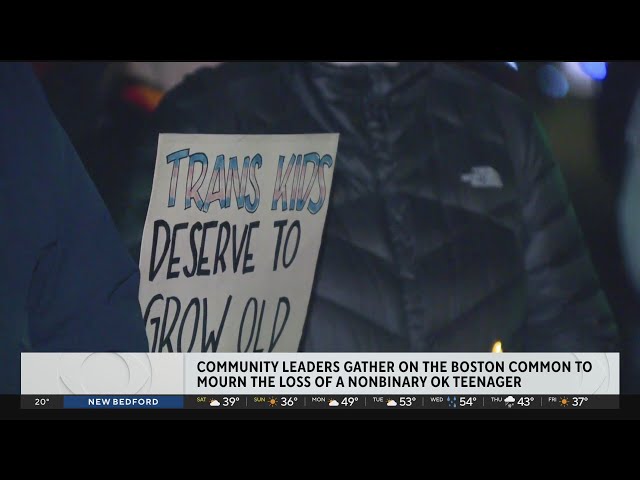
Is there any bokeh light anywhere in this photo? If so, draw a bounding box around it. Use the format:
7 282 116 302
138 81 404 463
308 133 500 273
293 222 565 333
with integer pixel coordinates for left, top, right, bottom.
538 64 569 98
579 62 607 81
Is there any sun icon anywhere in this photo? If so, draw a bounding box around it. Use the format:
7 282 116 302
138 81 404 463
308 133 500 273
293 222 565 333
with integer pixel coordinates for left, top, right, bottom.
268 397 278 407
560 397 569 407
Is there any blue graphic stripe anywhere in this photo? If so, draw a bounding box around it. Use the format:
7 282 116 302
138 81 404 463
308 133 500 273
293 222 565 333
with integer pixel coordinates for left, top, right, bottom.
64 396 184 409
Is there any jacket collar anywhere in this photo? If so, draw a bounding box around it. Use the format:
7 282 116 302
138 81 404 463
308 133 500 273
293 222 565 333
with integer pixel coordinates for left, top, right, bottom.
291 62 435 105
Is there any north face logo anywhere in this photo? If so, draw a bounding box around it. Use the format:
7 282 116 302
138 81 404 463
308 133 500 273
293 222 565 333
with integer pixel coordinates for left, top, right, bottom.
460 166 503 188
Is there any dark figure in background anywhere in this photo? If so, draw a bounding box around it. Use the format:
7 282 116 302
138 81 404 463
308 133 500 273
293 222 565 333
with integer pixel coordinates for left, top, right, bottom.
622 91 640 293
34 62 164 226
596 62 640 190
119 62 617 353
619 86 640 392
0 63 148 393
593 63 640 392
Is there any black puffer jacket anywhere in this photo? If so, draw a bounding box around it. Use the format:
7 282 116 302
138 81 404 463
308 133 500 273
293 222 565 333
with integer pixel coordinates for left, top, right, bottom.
120 62 617 352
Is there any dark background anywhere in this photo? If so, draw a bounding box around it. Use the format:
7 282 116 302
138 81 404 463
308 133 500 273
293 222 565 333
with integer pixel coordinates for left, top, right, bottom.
33 61 640 393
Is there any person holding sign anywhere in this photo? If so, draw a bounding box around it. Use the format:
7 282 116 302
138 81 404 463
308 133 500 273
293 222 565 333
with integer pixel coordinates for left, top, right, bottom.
122 62 617 353
0 63 148 393
138 134 339 353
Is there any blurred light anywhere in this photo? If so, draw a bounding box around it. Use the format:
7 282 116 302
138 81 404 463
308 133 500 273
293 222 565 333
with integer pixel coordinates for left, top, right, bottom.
505 62 518 71
537 64 569 99
578 62 607 80
559 62 599 97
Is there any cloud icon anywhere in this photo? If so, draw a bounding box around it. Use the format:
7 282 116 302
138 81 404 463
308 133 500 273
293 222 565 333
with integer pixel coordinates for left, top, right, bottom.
328 399 339 407
210 399 220 407
386 399 398 407
504 396 515 403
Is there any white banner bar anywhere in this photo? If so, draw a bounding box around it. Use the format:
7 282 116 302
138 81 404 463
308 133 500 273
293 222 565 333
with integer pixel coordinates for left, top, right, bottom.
21 352 619 395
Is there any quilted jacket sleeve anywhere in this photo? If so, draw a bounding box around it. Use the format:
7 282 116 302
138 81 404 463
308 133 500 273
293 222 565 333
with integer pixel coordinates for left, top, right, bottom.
520 113 618 351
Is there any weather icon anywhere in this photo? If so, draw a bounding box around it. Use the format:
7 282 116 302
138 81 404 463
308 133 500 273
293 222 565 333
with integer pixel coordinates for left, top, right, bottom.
560 397 569 407
328 399 339 407
386 399 398 407
269 398 278 407
504 396 515 408
209 399 220 407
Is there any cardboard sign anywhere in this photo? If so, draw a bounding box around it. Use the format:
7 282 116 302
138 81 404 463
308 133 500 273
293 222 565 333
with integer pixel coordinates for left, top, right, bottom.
139 134 339 352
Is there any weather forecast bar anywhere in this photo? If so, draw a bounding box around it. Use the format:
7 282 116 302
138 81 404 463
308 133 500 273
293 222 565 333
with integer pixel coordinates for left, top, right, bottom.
20 395 619 409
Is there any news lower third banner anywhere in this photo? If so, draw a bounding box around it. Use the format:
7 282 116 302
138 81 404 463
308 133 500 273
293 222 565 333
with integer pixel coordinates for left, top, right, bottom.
21 353 618 401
